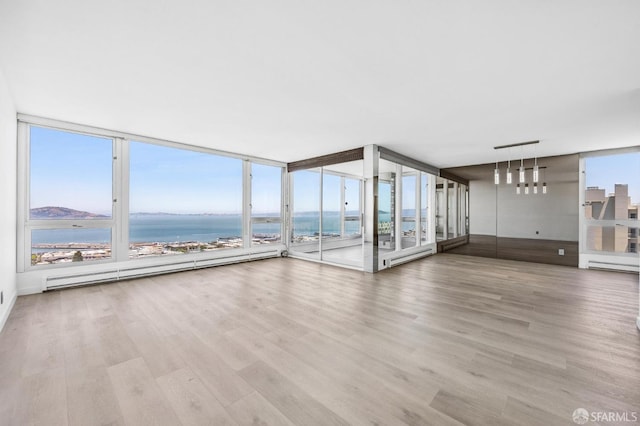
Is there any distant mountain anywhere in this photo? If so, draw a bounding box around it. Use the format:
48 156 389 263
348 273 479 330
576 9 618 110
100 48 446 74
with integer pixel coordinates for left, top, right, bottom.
30 206 108 219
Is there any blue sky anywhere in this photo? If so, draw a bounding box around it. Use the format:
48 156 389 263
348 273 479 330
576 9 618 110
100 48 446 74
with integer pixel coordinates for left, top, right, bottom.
292 170 361 213
31 126 113 215
30 127 281 214
30 126 639 215
585 153 640 204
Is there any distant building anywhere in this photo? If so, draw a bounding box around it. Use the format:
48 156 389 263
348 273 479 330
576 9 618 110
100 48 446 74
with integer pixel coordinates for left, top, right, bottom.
585 184 638 253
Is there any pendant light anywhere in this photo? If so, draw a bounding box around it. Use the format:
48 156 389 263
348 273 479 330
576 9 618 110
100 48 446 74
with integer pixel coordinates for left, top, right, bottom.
506 159 512 184
494 162 500 185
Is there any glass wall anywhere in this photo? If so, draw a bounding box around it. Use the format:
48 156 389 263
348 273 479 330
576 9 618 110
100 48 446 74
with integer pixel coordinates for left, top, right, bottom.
289 161 364 268
378 158 437 255
20 119 287 272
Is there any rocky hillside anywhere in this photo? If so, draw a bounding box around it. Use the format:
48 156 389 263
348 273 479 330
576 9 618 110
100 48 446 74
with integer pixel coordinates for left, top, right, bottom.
30 206 108 219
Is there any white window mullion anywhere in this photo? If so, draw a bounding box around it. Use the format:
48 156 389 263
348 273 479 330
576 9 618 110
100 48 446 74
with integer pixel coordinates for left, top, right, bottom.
17 121 30 273
115 137 129 262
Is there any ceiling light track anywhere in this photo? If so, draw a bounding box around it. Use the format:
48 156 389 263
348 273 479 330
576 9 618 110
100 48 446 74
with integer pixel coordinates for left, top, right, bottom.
493 140 539 150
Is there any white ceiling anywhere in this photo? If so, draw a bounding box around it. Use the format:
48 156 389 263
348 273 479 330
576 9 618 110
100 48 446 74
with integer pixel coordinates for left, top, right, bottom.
1 0 639 168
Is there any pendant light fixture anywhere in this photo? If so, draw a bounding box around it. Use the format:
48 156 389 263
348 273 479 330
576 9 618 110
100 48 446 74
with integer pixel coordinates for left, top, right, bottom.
493 140 547 195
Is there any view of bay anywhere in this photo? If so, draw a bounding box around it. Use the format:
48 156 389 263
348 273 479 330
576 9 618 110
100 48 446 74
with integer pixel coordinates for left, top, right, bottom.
31 212 378 246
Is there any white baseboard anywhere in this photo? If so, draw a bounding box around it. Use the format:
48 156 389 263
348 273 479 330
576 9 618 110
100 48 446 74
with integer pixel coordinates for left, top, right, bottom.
0 291 17 333
637 316 640 332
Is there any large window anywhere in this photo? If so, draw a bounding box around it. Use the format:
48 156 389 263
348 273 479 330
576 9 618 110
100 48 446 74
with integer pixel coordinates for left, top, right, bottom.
129 142 243 258
19 118 285 272
28 126 114 265
584 151 639 255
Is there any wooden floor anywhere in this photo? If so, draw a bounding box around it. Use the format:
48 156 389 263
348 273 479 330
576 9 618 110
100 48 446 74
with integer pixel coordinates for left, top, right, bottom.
1 254 638 425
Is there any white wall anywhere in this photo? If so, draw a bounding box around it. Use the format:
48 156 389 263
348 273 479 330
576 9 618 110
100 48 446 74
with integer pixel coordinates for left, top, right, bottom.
0 68 17 332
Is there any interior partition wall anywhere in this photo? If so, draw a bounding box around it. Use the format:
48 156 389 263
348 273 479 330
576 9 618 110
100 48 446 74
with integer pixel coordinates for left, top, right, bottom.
288 147 444 272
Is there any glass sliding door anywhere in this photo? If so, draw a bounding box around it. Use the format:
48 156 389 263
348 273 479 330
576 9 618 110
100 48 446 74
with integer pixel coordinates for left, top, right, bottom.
320 161 364 268
251 163 282 246
344 178 361 238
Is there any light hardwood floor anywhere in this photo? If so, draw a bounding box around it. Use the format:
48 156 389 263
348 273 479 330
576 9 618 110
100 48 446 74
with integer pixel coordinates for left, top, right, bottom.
0 254 638 425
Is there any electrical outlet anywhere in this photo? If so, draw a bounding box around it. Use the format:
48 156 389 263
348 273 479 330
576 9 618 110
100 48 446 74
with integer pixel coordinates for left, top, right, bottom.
558 248 565 256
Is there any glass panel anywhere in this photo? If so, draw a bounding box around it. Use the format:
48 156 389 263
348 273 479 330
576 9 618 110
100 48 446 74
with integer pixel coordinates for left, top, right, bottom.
30 126 113 219
585 152 640 256
586 225 638 253
420 172 429 245
401 171 417 249
344 178 361 237
251 163 282 246
378 158 396 251
321 172 342 262
378 180 394 251
129 141 243 259
32 228 111 265
291 169 320 257
320 162 364 268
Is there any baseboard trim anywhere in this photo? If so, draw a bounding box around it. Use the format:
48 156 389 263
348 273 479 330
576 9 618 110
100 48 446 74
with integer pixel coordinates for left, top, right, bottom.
0 291 17 333
637 316 640 331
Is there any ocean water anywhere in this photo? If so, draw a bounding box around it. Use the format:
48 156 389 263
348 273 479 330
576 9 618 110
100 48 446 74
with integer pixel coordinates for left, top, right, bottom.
31 213 368 246
30 212 421 247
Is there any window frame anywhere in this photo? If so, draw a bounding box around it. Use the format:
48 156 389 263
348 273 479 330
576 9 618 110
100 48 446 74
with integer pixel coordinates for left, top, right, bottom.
579 146 640 270
17 114 286 273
